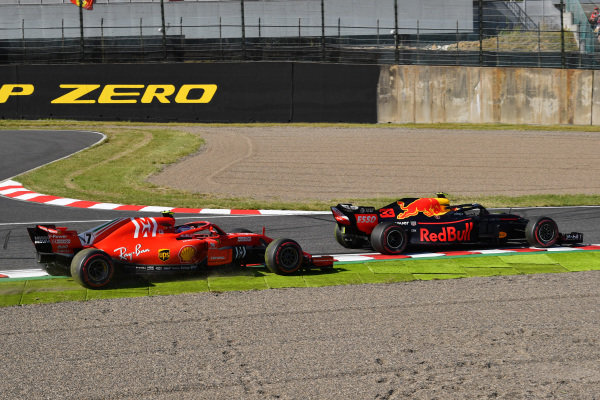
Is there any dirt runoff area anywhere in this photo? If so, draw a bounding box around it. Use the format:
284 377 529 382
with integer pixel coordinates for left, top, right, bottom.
149 126 600 202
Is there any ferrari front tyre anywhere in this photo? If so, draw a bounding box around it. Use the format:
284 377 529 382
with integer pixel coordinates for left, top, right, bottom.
525 216 559 248
70 248 115 289
334 224 360 249
370 222 408 255
265 238 303 275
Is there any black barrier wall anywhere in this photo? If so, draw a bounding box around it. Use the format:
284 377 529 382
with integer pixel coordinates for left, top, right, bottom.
0 62 379 123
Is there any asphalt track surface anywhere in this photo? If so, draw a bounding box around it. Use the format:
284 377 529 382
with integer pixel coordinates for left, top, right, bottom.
1 129 600 399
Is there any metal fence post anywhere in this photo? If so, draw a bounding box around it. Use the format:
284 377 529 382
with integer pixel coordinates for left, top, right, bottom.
101 18 104 63
560 0 565 69
219 16 223 60
321 0 325 61
456 20 459 65
394 0 399 64
416 20 419 65
537 23 541 67
240 0 246 60
21 19 25 63
160 0 167 60
78 0 84 61
478 0 483 66
139 18 144 61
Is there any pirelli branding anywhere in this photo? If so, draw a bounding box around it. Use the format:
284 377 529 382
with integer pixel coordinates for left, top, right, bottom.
0 83 217 104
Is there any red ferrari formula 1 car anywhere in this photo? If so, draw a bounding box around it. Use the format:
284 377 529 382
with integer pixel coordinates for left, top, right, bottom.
28 212 333 288
331 194 584 255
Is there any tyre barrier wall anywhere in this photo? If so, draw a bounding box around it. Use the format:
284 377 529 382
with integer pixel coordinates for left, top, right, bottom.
378 65 600 126
0 62 379 123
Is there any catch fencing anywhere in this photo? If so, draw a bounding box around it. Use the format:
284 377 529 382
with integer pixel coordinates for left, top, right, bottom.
0 0 599 68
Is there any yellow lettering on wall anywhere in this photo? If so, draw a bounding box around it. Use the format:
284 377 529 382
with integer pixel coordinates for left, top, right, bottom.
98 85 144 104
0 84 34 103
175 84 218 103
141 85 176 103
51 84 99 104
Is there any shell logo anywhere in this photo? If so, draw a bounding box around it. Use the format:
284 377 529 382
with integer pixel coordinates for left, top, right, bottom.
178 246 197 263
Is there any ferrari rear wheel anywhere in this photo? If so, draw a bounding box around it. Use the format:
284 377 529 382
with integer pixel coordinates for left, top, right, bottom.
370 222 408 255
265 238 303 275
525 217 559 248
71 248 115 289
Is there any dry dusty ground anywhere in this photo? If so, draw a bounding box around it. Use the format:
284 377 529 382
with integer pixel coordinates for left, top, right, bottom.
150 126 600 201
1 272 599 399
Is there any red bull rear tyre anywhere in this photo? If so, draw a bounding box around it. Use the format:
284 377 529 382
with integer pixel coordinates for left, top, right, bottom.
370 222 408 255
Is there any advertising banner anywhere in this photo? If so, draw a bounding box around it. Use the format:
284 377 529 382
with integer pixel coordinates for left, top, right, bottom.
0 62 378 123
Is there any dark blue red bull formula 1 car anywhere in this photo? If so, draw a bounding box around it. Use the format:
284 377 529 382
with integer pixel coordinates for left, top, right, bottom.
331 194 584 255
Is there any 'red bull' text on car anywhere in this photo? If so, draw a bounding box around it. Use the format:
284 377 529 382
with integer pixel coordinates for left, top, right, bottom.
331 194 584 255
28 212 333 289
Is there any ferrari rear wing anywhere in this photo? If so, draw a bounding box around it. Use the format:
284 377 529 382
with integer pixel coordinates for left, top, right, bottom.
27 225 82 256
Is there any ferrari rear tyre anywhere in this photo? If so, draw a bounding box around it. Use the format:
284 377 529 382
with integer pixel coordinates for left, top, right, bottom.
526 216 559 248
334 225 360 249
370 222 408 255
265 238 303 275
70 249 115 289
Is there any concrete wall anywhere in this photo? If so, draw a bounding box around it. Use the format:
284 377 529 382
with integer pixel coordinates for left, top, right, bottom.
378 65 598 125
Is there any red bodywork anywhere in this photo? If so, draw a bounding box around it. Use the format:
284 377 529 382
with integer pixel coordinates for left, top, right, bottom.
29 216 333 272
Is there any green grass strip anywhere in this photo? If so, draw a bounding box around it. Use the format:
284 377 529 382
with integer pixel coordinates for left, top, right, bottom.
1 251 599 308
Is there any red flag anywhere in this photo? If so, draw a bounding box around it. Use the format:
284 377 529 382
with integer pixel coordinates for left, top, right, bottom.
71 0 94 10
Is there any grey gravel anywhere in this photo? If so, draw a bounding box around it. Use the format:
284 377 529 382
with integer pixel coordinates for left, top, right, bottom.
1 271 599 399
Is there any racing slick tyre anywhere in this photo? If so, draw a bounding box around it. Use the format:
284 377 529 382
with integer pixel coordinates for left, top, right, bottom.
334 225 361 249
525 216 559 248
70 248 115 289
265 238 303 275
370 222 408 255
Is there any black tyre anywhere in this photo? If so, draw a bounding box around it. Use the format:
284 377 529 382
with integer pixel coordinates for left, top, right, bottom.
265 238 303 275
370 222 408 255
525 216 559 248
70 248 115 289
334 225 361 249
